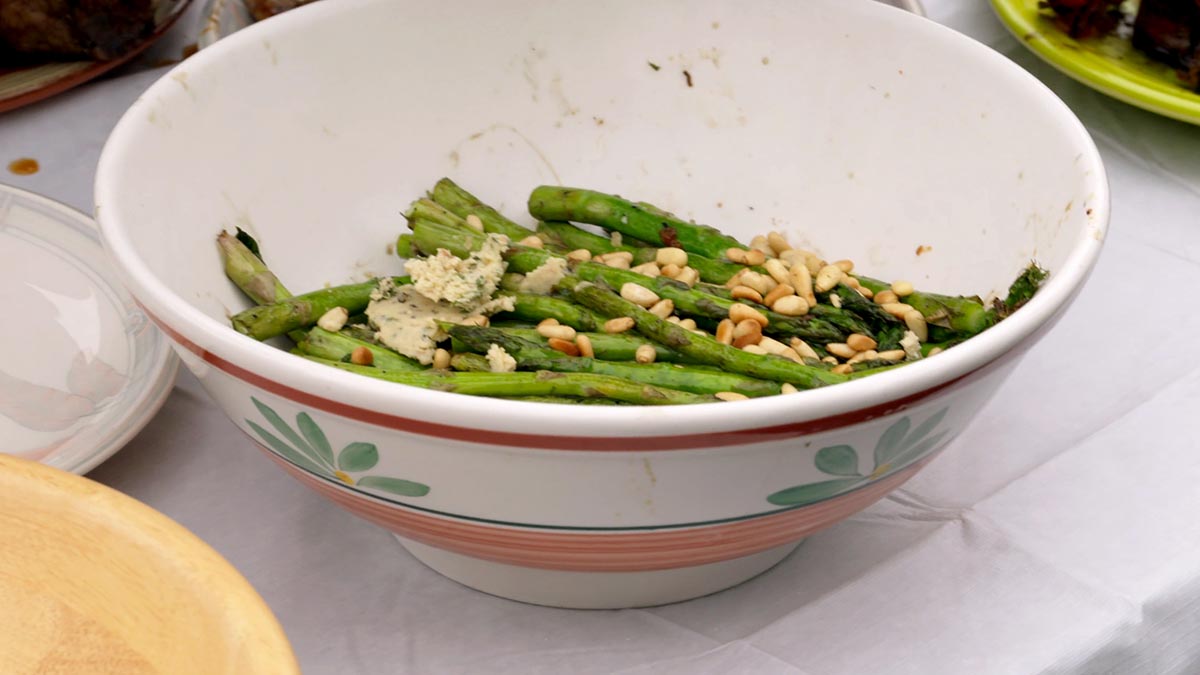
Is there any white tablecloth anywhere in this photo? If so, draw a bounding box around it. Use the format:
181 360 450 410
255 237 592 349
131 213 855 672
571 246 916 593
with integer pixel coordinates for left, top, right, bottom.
6 2 1200 673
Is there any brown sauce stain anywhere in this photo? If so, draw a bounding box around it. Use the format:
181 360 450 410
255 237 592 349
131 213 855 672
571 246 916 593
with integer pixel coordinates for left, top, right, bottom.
8 158 38 175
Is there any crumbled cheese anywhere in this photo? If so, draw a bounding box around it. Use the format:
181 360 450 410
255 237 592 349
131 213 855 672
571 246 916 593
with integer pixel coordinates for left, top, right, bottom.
404 233 509 312
486 344 517 373
610 231 623 247
366 282 513 364
316 306 349 332
829 293 842 309
517 258 568 295
900 330 923 362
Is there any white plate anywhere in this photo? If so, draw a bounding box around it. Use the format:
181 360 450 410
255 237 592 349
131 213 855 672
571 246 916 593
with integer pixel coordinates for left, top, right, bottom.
0 185 177 474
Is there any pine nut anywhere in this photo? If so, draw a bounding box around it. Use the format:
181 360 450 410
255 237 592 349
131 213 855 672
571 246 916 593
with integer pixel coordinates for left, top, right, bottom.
537 324 577 340
790 338 820 361
927 347 944 357
715 391 749 401
350 346 374 366
789 265 813 300
881 302 915 318
749 235 773 257
678 318 697 330
675 266 699 287
666 315 681 324
814 265 844 292
764 258 791 285
691 329 707 336
566 248 592 263
779 249 805 268
821 356 838 365
635 344 656 364
620 283 660 307
603 317 635 333
741 271 775 295
829 293 842 309
461 315 489 327
763 283 794 307
781 382 799 394
758 336 791 356
803 253 825 276
767 231 792 255
847 349 878 365
729 303 769 326
832 364 853 375
649 299 675 318
904 310 929 341
656 247 688 267
549 337 580 356
538 317 560 327
575 334 594 358
877 349 906 362
610 231 623 247
631 262 660 277
715 319 735 344
724 268 750 289
744 249 767 266
732 320 763 348
731 285 764 303
844 276 861 289
846 334 877 352
660 263 682 278
891 280 915 297
780 348 806 363
826 343 857 359
464 214 484 232
432 348 451 369
874 290 899 305
606 256 631 269
317 306 349 332
726 247 749 264
859 286 874 299
772 295 809 316
742 344 769 355
834 259 855 273
519 235 544 249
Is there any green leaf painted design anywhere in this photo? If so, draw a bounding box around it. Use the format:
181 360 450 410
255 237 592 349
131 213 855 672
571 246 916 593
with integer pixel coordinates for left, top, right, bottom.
338 442 379 472
873 416 912 468
357 476 431 497
767 478 863 506
814 445 862 477
247 420 325 476
296 412 335 469
899 407 948 457
252 397 331 471
890 429 950 470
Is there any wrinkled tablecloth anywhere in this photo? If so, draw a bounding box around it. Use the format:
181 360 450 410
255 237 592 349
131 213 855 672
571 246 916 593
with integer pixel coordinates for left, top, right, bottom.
4 2 1198 673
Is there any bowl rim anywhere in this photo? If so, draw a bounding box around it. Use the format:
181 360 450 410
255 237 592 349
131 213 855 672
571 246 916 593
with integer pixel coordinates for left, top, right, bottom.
95 0 1109 445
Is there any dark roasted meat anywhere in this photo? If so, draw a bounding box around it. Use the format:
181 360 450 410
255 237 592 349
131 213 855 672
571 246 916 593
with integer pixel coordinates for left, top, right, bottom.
1133 0 1200 88
245 0 317 22
1042 0 1123 39
0 0 157 61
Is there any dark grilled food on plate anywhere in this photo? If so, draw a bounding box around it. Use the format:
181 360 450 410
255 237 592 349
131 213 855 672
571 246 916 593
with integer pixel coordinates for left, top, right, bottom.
245 0 316 22
0 0 158 61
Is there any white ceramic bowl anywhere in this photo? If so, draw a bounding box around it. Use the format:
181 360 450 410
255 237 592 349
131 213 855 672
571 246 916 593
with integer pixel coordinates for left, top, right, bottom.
96 0 1107 608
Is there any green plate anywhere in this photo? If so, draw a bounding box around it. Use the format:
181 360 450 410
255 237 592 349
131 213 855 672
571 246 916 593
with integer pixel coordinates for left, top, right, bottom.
991 0 1200 125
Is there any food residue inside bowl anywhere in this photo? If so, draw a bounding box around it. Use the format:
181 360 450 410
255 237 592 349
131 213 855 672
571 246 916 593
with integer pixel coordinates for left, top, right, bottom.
7 158 38 175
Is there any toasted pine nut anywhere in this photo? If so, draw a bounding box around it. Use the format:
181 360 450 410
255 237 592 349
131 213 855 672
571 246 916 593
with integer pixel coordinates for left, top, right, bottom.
844 276 862 289
724 268 750 289
814 265 844 293
729 302 769 326
891 280 915 297
781 382 799 394
881 302 915 318
606 256 631 269
603 317 635 333
575 334 594 358
731 285 764 303
635 344 656 364
772 295 809 316
631 262 660 277
846 333 878 352
538 324 577 341
758 336 791 356
678 318 697 330
803 252 825 276
779 348 806 363
691 329 708 336
790 338 821 361
610 231 623 247
549 337 581 356
904 310 929 341
350 346 374 366
763 283 794 307
764 258 791 285
461 315 489 327
832 364 854 375
660 263 682 278
789 265 813 300
604 251 633 264
829 293 842 309
749 235 773 257
767 231 792 255
519 235 544 249
821 355 838 365
726 247 749 264
538 317 560 327
620 283 660 308
566 248 592 263
927 347 944 356
732 320 763 348
826 343 857 359
317 306 350 332
462 213 484 232
666 315 681 324
740 271 775 295
778 249 804 268
649 299 675 318
834 259 855 273
874 290 899 305
859 286 874 299
715 319 735 344
877 349 906 362
744 249 767 266
433 348 451 369
656 247 688 267
742 344 769 355
847 349 878 365
715 391 749 401
675 266 700 287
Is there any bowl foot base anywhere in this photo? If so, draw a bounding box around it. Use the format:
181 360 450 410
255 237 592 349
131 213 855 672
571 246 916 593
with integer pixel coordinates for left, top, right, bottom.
394 536 802 609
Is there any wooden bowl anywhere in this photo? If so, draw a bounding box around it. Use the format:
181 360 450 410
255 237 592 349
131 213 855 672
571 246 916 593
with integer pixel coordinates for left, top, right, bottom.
0 454 297 674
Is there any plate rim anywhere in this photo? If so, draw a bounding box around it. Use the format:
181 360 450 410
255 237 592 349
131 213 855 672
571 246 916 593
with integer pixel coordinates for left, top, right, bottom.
0 183 179 475
990 0 1200 125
